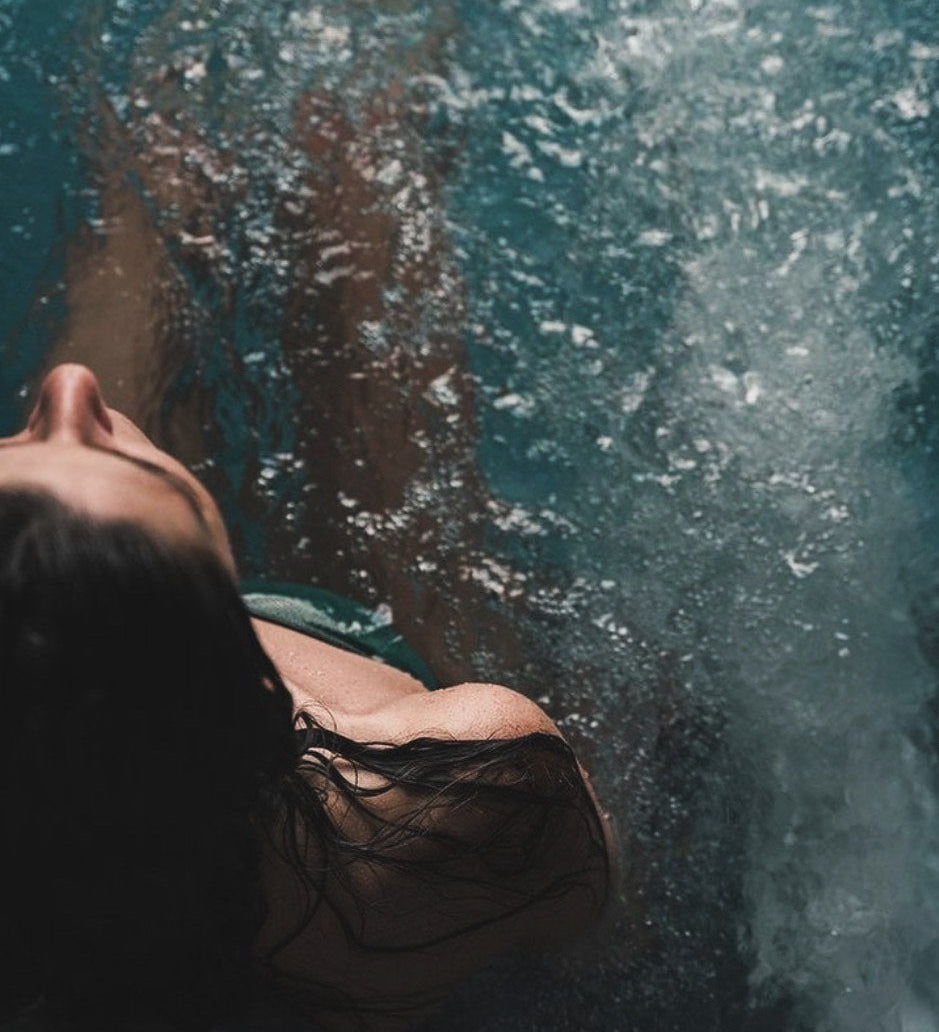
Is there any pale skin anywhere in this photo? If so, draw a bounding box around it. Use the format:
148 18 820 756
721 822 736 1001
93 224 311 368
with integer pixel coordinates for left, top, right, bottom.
2 363 614 1030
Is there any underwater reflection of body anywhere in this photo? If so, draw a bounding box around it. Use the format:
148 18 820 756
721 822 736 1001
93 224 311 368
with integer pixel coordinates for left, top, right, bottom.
0 363 612 1030
46 20 516 690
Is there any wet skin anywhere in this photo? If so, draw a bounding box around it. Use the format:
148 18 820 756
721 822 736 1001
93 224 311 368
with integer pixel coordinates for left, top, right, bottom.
0 363 234 567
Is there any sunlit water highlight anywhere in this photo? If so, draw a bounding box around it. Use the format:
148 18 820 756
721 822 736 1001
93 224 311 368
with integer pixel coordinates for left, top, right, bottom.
3 1 939 1030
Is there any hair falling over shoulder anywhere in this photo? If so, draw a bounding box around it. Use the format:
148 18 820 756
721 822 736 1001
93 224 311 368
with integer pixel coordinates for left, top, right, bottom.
0 489 611 1031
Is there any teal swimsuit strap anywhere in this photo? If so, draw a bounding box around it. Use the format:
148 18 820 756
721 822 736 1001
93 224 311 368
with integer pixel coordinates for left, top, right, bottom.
240 579 437 690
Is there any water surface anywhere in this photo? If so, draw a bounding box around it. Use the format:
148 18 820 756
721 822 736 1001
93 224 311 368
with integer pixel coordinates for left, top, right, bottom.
3 1 939 1029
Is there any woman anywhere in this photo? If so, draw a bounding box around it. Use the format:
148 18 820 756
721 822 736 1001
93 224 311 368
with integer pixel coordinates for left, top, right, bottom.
0 364 613 1031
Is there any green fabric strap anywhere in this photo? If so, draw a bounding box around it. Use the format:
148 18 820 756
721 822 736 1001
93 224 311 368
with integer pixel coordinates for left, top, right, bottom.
240 579 436 689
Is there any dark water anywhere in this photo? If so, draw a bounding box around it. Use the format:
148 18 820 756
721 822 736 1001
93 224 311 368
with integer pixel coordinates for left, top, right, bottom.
3 1 939 1029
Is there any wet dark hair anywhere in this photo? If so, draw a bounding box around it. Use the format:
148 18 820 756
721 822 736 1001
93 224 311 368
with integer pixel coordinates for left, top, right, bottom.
0 488 297 1029
0 489 610 1030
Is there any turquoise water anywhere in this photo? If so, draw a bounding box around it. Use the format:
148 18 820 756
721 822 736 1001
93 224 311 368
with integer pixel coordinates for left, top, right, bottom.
3 1 939 1029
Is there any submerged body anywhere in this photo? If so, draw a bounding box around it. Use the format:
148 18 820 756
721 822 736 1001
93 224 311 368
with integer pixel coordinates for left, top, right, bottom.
0 364 612 1031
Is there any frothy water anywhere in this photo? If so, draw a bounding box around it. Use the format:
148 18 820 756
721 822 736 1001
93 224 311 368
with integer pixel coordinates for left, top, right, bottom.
446 2 939 1027
3 0 939 1029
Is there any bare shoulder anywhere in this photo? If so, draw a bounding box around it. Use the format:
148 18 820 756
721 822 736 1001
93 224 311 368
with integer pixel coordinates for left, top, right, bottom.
346 679 615 923
314 678 616 898
254 614 562 743
364 680 616 870
366 680 564 743
260 681 615 1028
